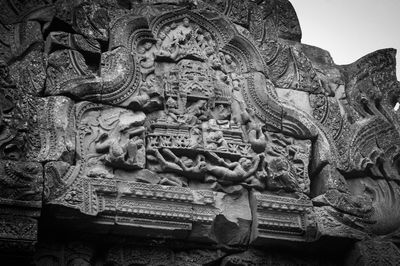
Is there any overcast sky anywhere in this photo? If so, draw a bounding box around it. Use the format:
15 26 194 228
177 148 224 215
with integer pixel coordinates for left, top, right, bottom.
290 0 400 80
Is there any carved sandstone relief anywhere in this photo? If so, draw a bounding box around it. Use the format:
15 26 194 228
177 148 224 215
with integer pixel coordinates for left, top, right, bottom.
0 0 399 262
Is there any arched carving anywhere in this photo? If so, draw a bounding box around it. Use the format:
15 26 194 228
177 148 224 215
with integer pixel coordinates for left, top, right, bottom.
2 0 400 259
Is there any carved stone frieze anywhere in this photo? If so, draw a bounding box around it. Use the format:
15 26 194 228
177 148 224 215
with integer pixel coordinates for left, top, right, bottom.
0 160 43 255
37 0 400 246
0 0 400 263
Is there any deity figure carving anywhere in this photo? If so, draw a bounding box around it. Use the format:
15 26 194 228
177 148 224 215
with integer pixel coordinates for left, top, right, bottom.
205 152 262 186
149 148 207 181
94 126 145 170
39 2 398 232
82 107 146 179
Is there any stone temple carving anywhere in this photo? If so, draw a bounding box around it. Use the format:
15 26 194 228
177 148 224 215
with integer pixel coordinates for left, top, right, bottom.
0 0 400 264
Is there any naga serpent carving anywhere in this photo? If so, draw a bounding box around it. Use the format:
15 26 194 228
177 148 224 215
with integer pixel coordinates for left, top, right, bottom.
1 0 400 262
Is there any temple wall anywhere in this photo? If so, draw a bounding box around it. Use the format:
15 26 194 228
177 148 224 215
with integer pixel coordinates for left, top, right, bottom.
0 0 400 265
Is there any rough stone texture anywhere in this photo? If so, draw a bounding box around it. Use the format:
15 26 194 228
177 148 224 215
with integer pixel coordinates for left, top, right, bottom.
33 241 343 266
0 160 42 258
345 240 400 266
0 0 400 264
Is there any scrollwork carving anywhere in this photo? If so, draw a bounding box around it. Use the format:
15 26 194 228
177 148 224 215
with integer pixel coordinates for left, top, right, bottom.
1 0 400 260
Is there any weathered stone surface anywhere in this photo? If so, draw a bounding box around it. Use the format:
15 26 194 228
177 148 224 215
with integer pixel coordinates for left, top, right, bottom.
34 242 227 266
313 206 369 240
0 0 400 263
45 31 102 56
0 86 75 162
0 160 43 256
9 45 46 96
347 177 400 235
208 188 252 246
0 0 54 25
34 241 95 266
0 21 43 64
250 192 318 245
345 240 400 266
221 249 339 266
0 160 43 203
33 241 345 265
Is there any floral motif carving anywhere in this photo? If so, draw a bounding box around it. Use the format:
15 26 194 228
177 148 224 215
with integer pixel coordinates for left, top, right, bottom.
0 0 400 262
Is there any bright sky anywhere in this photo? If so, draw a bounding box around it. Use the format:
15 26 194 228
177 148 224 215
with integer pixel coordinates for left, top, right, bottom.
290 0 400 80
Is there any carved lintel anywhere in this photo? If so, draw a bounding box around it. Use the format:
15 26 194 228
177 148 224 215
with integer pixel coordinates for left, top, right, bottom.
88 179 217 239
250 192 318 245
49 177 255 246
1 0 400 261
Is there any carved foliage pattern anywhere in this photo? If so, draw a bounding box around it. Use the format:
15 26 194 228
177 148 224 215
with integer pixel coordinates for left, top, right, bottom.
0 0 400 257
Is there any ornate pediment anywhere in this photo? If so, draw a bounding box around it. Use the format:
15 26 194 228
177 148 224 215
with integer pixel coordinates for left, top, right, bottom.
1 0 400 264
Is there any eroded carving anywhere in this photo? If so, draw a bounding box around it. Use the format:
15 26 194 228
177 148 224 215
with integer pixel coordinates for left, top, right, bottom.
0 0 400 262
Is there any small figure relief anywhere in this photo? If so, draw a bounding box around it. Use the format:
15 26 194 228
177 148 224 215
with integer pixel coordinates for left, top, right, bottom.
211 104 231 121
155 18 192 61
182 99 210 126
162 73 213 124
146 146 263 189
205 130 228 151
231 95 250 126
262 132 311 195
189 126 202 148
82 109 147 179
137 42 157 81
214 71 233 105
164 97 183 123
155 30 180 60
232 98 268 154
169 59 215 98
242 103 267 154
95 131 145 170
205 152 261 185
219 53 238 74
230 73 242 92
205 119 252 157
125 74 163 111
148 147 208 182
155 18 218 62
247 123 267 154
264 156 300 193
